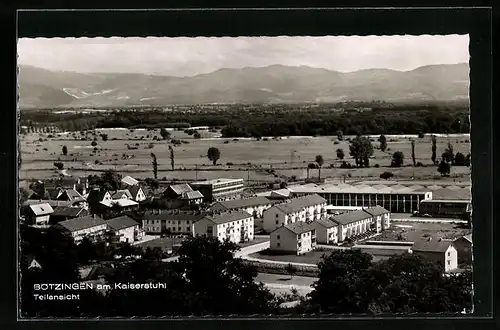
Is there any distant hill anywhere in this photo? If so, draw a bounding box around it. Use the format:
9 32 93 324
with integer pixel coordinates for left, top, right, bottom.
18 63 470 109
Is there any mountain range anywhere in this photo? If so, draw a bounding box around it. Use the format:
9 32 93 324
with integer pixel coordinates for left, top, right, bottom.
18 63 470 109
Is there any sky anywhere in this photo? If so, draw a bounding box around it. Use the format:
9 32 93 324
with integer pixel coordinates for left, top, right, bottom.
17 35 469 77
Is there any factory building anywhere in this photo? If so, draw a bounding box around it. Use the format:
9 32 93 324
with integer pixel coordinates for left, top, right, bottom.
287 183 432 213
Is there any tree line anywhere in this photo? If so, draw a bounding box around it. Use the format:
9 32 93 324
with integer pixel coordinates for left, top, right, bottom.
20 103 469 136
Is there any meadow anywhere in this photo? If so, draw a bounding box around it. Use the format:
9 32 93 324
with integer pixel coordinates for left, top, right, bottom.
19 128 471 185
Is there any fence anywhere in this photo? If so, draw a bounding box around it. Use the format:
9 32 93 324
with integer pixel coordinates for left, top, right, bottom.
241 259 319 277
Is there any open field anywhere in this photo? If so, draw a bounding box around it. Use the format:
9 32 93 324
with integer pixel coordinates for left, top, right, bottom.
20 129 471 183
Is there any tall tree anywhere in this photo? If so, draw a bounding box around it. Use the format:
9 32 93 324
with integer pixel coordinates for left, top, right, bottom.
411 139 416 166
454 152 466 166
378 134 387 152
442 142 455 164
337 130 343 141
315 155 324 181
100 170 122 191
391 151 405 167
438 160 451 177
62 145 68 156
150 152 158 180
336 148 345 161
168 145 175 170
160 128 171 140
431 135 437 165
207 147 221 166
349 135 374 167
309 249 373 314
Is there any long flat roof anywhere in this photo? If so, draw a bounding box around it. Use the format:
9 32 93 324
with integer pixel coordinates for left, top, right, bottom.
288 183 431 195
191 178 244 185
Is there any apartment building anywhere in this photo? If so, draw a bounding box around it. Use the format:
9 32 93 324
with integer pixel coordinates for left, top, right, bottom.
142 210 206 235
57 215 108 243
312 218 339 245
270 222 317 255
192 210 254 244
262 194 327 233
412 238 458 272
331 210 374 243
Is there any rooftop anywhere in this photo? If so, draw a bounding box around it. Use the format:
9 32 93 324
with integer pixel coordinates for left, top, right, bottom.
58 215 106 232
167 183 193 196
181 190 204 200
121 176 139 186
210 196 275 210
282 222 316 235
28 203 54 216
128 185 143 198
313 217 338 229
273 194 327 214
288 183 431 195
100 199 139 208
421 199 471 204
191 178 244 185
412 239 452 253
111 190 133 199
51 206 85 218
331 210 372 225
143 210 206 221
204 210 252 225
106 215 139 231
363 206 390 217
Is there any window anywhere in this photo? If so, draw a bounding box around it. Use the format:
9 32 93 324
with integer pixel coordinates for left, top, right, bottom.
178 227 181 231
275 220 279 224
277 235 280 240
448 252 451 256
447 260 450 265
275 214 279 218
277 243 281 247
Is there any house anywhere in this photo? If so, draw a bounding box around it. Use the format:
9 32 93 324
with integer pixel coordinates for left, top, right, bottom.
331 210 374 243
180 190 204 206
100 198 139 210
192 210 254 244
412 238 458 272
262 194 327 233
270 222 317 255
453 234 472 265
111 190 133 200
106 215 143 243
121 176 139 188
142 210 206 235
56 189 87 208
312 218 339 245
50 206 88 224
363 206 391 233
209 196 277 218
23 203 54 225
163 183 193 199
23 199 79 209
57 215 108 243
128 185 147 202
87 189 112 206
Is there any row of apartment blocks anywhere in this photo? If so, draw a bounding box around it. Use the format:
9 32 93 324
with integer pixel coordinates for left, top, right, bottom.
142 209 255 244
269 206 391 255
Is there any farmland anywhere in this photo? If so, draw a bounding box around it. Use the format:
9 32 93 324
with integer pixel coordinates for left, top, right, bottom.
19 128 471 185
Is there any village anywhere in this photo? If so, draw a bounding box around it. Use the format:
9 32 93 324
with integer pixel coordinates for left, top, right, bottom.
21 168 473 298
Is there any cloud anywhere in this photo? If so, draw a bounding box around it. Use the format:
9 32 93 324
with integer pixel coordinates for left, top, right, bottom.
17 35 469 76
